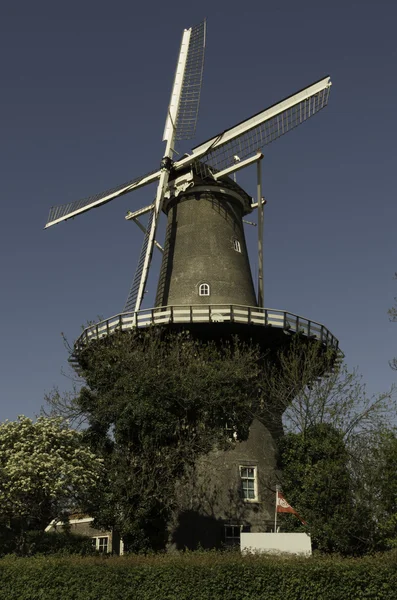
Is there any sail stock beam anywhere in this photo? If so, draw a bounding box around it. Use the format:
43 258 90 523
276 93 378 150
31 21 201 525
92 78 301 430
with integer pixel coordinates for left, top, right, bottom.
45 169 160 229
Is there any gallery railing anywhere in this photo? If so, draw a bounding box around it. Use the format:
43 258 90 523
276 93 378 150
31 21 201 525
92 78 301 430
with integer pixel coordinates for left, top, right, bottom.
74 304 339 353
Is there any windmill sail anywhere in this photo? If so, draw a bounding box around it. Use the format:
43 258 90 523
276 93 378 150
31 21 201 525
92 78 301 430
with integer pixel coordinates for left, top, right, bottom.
163 20 206 142
44 19 333 326
45 169 160 229
174 19 206 140
131 22 206 314
123 207 155 312
174 76 331 177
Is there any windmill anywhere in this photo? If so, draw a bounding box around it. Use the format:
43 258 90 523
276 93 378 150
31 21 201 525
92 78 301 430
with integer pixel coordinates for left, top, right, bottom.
45 20 341 547
45 19 337 357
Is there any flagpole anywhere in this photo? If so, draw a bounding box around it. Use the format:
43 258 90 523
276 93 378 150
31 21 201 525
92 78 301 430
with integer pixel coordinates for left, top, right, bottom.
274 485 279 533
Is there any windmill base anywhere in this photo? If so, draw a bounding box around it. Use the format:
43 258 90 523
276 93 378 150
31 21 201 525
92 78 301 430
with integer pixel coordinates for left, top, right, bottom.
70 305 340 551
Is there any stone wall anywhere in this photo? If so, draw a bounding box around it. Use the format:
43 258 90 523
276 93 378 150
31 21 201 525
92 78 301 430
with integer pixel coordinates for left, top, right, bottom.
170 419 280 550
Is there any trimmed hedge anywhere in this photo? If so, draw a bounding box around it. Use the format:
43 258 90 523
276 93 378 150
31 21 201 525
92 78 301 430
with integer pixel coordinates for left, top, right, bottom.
0 551 396 600
0 530 95 557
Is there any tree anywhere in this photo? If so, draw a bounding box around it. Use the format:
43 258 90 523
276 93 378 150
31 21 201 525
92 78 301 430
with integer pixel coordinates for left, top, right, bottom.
258 338 397 554
257 337 396 441
53 328 266 551
350 430 397 551
388 273 397 371
373 431 397 548
0 416 103 533
278 424 359 554
47 329 397 553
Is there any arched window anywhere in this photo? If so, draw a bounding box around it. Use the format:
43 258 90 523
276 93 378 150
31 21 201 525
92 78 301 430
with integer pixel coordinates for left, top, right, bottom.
233 239 242 253
199 283 210 296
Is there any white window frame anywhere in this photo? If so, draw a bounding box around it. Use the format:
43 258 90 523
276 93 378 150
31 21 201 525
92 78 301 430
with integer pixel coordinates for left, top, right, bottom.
199 282 210 296
239 465 258 502
92 536 109 553
233 239 242 253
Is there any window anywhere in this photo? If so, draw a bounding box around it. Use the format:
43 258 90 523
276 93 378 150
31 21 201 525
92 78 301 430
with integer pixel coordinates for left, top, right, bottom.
224 524 241 546
240 466 258 502
92 536 109 553
199 283 210 296
233 239 241 253
224 524 250 546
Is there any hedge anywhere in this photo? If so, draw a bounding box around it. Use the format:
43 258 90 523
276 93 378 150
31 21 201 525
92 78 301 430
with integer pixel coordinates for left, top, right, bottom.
0 530 95 557
0 551 396 600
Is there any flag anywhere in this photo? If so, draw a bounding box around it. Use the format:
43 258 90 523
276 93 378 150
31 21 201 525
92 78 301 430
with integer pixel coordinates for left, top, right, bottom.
276 491 307 525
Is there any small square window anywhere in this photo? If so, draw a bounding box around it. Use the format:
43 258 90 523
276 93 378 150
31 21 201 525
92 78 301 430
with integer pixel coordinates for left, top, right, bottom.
233 239 241 253
199 283 210 296
240 466 258 502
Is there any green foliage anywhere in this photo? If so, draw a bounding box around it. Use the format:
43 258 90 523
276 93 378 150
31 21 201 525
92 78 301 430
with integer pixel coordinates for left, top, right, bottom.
0 416 103 531
0 529 94 557
78 328 261 448
44 329 397 556
1 552 397 600
268 337 397 555
375 432 397 547
351 430 397 551
23 531 95 556
278 424 358 554
73 328 265 550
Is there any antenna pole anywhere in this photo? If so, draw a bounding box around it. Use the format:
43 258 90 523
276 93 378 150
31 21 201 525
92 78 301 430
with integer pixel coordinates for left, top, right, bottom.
257 157 264 308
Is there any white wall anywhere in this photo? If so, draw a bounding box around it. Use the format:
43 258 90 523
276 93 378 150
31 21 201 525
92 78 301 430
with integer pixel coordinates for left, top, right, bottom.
240 533 312 556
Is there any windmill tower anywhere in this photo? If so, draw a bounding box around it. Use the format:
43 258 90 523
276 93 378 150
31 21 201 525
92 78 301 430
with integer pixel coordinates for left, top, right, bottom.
45 20 340 549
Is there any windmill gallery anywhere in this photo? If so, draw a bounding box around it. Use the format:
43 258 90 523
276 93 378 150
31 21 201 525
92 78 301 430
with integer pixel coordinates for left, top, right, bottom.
45 20 340 550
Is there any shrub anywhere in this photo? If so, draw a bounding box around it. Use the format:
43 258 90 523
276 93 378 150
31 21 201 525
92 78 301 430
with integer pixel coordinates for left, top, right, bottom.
0 530 94 557
0 550 397 600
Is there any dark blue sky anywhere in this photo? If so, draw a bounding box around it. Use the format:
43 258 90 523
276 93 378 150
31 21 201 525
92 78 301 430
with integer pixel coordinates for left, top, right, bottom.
1 0 396 420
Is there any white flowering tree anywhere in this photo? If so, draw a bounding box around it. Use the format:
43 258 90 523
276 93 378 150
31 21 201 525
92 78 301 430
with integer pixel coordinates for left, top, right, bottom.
0 416 103 531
